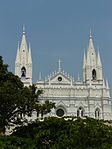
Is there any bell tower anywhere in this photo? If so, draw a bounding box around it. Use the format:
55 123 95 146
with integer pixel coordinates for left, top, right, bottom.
15 26 32 86
83 31 103 84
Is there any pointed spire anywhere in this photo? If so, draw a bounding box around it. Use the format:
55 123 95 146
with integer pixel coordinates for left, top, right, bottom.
106 79 109 89
20 25 28 53
87 30 97 66
83 51 86 68
88 30 95 51
15 42 20 63
23 25 25 34
39 72 42 80
87 50 90 65
97 50 102 66
90 28 92 38
78 73 80 81
28 43 32 63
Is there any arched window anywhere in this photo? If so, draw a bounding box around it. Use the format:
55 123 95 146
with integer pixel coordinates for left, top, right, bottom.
95 108 100 119
21 67 26 78
77 107 84 117
92 69 96 80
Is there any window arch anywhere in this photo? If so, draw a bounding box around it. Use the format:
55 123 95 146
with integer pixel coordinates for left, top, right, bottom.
92 69 96 80
21 67 26 78
77 107 84 117
95 108 100 119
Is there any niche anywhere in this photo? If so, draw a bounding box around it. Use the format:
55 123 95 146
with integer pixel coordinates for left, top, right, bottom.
21 67 26 78
92 69 96 80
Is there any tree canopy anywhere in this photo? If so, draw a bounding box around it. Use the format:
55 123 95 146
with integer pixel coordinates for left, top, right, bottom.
1 56 112 149
12 116 112 149
0 56 55 135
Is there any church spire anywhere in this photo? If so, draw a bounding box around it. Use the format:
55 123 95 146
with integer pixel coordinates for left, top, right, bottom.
84 30 98 82
88 30 95 52
87 30 97 67
83 51 87 82
39 72 42 81
89 28 92 39
15 26 32 86
20 25 28 53
28 43 32 63
106 79 109 89
23 25 25 34
15 42 20 63
83 51 86 68
97 50 102 66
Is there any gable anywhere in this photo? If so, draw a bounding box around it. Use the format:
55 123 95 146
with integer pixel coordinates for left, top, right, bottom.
48 71 72 84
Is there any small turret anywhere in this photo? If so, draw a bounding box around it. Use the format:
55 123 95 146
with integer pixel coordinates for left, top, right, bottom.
15 42 20 63
83 51 86 82
106 79 109 89
83 51 86 69
39 72 42 81
96 50 103 81
97 50 102 66
28 43 32 64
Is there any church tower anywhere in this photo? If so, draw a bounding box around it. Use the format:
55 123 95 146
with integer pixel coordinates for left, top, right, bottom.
15 27 32 86
83 31 103 84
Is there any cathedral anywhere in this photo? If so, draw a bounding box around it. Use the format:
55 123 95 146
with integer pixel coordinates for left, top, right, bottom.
15 28 112 120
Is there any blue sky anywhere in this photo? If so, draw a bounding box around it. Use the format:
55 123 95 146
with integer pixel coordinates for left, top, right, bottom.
1 0 112 88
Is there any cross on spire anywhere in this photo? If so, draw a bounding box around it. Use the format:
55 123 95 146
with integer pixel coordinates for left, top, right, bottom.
58 59 62 71
90 28 92 38
23 25 25 34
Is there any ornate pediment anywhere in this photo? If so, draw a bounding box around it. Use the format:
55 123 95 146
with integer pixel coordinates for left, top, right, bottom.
47 70 72 84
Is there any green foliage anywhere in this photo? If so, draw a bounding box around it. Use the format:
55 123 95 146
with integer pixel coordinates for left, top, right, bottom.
12 117 112 149
1 56 112 148
0 56 55 134
0 136 35 149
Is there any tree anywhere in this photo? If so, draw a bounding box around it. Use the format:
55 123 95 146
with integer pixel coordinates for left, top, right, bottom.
0 136 35 149
0 56 55 135
13 117 112 149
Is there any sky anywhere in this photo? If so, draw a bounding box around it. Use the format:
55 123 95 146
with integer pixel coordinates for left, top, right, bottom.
1 0 112 89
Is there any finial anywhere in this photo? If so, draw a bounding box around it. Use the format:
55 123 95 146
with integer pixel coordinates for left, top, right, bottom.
39 72 42 80
90 28 92 38
23 25 25 34
83 50 86 68
78 73 80 81
58 59 62 71
106 79 109 89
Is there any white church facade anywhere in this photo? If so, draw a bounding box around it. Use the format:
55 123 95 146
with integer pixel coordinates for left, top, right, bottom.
15 28 112 120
